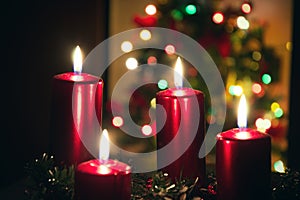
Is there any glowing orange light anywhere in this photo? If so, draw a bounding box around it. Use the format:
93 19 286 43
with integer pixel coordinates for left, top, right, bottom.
212 12 224 24
73 45 83 73
174 57 183 88
97 165 111 174
235 131 252 140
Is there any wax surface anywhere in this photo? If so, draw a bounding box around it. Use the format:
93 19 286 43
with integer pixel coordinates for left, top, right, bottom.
75 159 131 200
50 72 103 165
156 87 206 185
216 128 271 200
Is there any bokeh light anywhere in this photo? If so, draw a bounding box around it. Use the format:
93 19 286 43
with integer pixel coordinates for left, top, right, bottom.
229 85 243 96
141 125 152 136
140 29 152 41
286 41 292 51
271 102 280 112
150 98 156 108
164 44 176 55
252 83 262 94
241 2 252 14
147 56 157 65
255 118 271 132
185 4 197 15
145 4 157 15
274 108 284 118
212 12 224 24
158 79 168 90
262 74 272 84
171 9 183 20
237 16 249 30
274 160 285 173
126 57 138 70
252 51 262 61
112 116 124 127
121 41 133 53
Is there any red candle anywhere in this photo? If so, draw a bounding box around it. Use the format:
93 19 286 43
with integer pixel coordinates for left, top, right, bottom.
156 57 205 185
50 46 103 165
75 129 131 200
216 94 271 200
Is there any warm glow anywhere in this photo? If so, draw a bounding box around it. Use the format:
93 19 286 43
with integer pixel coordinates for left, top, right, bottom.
99 129 110 163
255 118 271 132
97 165 111 174
235 131 252 140
147 56 157 65
121 41 133 52
141 125 152 136
145 4 157 15
165 44 176 55
174 57 183 88
112 116 124 127
229 85 243 96
126 57 138 70
150 98 156 108
237 16 249 30
73 45 83 73
140 29 152 41
241 3 252 14
237 94 248 128
252 83 262 94
212 12 224 24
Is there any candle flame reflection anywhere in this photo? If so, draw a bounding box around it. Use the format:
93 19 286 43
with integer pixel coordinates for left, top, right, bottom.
174 57 183 88
73 45 83 73
235 131 251 140
237 94 247 128
99 129 110 163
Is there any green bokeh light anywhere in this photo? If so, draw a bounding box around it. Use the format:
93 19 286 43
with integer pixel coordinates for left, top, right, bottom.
274 108 283 118
158 79 168 90
171 9 183 20
185 4 197 15
262 74 272 84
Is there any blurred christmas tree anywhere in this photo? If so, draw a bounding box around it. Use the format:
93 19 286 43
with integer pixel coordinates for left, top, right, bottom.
108 0 287 169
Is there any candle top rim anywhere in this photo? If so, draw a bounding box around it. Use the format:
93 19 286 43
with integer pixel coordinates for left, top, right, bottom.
156 87 203 97
76 159 131 176
54 72 102 83
217 128 270 141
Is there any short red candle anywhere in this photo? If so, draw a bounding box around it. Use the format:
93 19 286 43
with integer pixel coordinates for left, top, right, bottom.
75 159 131 200
50 46 103 165
216 95 271 200
156 58 205 185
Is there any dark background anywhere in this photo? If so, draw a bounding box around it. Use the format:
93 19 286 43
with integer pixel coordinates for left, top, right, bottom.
1 0 108 189
0 0 299 194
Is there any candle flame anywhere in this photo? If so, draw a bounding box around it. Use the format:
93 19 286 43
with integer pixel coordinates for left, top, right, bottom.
73 45 83 73
174 57 183 88
99 129 110 163
237 94 248 128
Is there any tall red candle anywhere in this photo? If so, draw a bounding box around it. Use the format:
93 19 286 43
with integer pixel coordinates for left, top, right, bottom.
75 130 131 200
50 46 103 165
156 57 205 185
216 95 271 200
